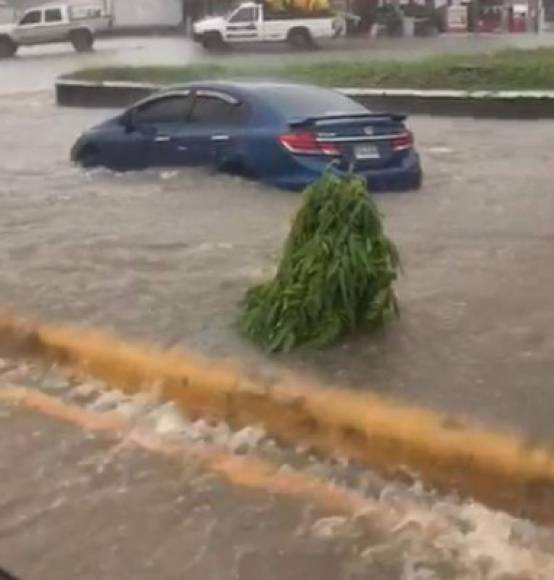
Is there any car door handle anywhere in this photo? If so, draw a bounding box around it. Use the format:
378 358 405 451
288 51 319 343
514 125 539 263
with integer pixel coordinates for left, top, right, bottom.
155 135 171 143
211 135 230 142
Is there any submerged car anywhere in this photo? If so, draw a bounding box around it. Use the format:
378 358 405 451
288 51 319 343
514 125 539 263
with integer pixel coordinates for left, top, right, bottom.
71 81 422 191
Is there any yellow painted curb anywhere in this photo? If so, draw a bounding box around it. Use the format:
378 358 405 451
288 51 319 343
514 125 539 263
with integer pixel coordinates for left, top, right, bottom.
1 313 554 525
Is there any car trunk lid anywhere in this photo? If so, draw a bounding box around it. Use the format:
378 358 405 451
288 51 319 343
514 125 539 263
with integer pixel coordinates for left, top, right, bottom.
284 112 412 169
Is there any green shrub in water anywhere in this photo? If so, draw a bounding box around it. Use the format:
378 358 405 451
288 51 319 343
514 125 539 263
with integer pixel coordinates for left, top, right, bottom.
240 174 400 352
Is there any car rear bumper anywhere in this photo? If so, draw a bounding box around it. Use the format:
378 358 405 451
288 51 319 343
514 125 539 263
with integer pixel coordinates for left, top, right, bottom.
266 150 422 192
361 152 422 192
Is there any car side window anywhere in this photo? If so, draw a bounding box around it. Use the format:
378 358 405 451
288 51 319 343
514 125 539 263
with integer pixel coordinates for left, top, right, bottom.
229 7 256 23
19 10 42 25
45 8 63 22
189 95 245 125
134 95 192 126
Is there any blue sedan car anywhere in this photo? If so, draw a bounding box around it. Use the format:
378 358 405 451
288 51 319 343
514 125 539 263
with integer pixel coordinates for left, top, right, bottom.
71 81 422 191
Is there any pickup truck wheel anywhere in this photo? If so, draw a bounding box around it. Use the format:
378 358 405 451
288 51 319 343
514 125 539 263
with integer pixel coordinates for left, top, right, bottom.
0 37 17 58
70 29 94 53
287 28 313 50
201 32 227 52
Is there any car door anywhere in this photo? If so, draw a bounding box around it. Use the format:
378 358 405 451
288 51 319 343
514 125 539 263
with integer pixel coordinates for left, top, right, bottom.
261 8 285 41
177 90 248 169
224 5 260 42
130 92 194 167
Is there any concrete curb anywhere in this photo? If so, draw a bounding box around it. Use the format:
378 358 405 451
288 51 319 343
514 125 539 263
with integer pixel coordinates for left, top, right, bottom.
56 79 158 108
56 78 554 118
2 313 554 525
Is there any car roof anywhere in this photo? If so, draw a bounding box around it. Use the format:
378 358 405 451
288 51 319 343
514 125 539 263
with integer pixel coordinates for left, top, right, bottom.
165 80 335 92
163 80 333 96
159 81 366 118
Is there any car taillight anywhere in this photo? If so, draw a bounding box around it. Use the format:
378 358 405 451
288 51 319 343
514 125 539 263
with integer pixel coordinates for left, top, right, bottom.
392 131 413 151
279 132 340 156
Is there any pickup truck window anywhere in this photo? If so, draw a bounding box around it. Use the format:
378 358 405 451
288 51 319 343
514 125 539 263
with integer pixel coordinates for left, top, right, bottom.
45 8 63 23
229 7 256 23
19 10 41 25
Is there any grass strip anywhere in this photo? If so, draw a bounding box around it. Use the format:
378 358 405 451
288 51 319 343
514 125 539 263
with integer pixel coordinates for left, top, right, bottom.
64 48 554 91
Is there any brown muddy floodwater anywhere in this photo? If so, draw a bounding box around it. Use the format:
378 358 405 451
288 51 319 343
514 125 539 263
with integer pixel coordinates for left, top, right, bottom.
2 31 554 580
1 92 554 440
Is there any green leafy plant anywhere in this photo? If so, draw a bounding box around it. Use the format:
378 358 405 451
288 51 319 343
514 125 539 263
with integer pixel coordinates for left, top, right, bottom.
240 173 400 352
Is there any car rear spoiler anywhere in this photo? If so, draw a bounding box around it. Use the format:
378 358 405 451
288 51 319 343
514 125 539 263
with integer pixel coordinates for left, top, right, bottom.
288 112 407 127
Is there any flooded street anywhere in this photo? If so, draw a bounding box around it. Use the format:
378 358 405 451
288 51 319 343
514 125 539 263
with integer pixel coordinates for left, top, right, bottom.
2 35 554 579
1 91 554 439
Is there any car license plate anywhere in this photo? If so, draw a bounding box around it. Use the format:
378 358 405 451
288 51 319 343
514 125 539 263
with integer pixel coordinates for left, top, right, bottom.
354 144 379 159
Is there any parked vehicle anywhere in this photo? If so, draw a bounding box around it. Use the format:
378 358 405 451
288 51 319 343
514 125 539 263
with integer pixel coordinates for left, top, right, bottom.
71 81 422 192
192 1 340 50
0 3 111 58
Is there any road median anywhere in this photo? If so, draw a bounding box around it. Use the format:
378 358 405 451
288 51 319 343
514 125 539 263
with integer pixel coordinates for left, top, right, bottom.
55 77 554 118
57 50 554 118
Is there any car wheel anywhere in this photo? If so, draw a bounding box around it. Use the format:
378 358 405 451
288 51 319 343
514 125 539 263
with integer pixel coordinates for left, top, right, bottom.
0 36 17 59
70 29 94 53
287 28 313 50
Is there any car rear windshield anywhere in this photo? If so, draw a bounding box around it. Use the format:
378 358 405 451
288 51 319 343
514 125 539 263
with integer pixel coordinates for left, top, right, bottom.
255 86 368 120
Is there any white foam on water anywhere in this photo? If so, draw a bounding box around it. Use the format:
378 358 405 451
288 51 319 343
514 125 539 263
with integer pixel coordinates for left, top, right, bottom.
144 401 189 435
427 146 455 156
115 393 157 420
159 170 179 181
70 382 103 399
228 425 266 454
88 389 128 412
74 386 554 578
310 491 554 579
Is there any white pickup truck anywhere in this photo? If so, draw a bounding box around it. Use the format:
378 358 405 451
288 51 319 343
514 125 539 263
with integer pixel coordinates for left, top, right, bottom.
193 2 341 50
0 3 111 58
